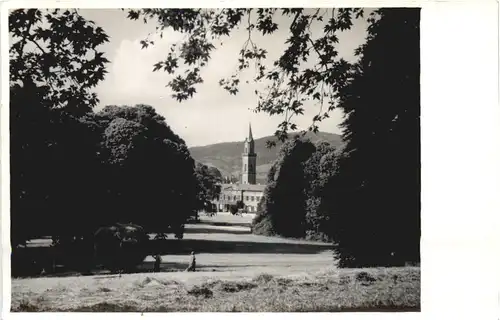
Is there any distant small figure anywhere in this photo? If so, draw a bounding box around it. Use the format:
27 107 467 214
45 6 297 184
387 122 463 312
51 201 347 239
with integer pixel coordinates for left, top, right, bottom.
40 268 46 276
153 253 162 273
186 251 196 272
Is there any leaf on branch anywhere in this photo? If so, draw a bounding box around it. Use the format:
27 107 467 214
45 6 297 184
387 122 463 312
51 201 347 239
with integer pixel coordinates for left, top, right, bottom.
266 140 277 149
127 10 141 20
140 40 150 49
153 62 163 72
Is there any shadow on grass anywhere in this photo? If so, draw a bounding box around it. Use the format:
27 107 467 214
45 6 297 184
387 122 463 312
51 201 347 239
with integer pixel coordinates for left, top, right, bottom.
195 220 251 228
183 227 251 235
88 261 278 276
135 261 189 273
147 238 331 255
16 261 192 279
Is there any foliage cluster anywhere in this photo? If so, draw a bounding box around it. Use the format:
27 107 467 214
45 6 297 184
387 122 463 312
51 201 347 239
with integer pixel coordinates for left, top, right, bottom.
9 10 220 254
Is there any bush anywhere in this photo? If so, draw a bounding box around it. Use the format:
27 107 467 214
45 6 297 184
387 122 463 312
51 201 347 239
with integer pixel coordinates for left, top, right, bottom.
251 215 275 236
304 230 330 242
94 223 150 271
236 200 245 210
229 204 239 215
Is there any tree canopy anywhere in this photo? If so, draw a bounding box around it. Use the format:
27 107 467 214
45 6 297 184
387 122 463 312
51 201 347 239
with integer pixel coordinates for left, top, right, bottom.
127 8 372 143
9 9 109 115
9 8 111 246
9 10 206 248
97 104 199 233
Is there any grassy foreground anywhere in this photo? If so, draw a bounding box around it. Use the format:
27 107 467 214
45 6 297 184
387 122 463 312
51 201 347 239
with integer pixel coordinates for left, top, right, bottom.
12 267 420 312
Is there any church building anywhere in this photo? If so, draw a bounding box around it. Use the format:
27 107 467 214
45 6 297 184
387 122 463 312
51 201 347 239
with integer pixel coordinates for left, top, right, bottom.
214 124 266 213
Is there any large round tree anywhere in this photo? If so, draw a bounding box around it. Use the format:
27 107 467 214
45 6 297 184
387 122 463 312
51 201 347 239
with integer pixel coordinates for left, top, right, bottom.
97 104 199 235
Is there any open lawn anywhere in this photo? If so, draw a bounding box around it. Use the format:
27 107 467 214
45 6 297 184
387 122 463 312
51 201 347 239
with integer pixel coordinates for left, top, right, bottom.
11 213 420 312
12 267 420 312
196 212 255 227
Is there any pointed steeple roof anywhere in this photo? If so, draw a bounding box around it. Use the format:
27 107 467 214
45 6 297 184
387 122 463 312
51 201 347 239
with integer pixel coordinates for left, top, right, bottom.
248 122 254 141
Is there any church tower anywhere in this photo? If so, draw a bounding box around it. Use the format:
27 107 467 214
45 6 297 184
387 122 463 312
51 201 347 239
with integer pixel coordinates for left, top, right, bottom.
241 123 257 185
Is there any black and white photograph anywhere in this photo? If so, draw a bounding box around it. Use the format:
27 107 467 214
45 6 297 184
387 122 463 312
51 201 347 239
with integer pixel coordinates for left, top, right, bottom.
6 3 425 313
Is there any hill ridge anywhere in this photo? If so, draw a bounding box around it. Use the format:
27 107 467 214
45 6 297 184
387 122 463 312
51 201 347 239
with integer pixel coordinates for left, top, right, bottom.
189 131 343 183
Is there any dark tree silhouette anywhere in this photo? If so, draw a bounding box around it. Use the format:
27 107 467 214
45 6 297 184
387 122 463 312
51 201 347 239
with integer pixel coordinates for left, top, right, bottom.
10 9 110 248
329 9 420 267
252 137 316 238
97 104 199 234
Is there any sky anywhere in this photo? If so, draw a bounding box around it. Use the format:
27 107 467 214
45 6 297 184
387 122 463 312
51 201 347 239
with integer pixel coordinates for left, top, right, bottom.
78 9 370 147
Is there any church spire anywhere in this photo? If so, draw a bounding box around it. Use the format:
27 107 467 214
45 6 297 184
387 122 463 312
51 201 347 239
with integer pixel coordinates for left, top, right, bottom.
248 122 253 141
242 122 257 184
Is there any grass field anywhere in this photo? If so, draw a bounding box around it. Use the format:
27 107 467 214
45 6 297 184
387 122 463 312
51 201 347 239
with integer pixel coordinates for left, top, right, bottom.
12 267 420 312
11 213 420 312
